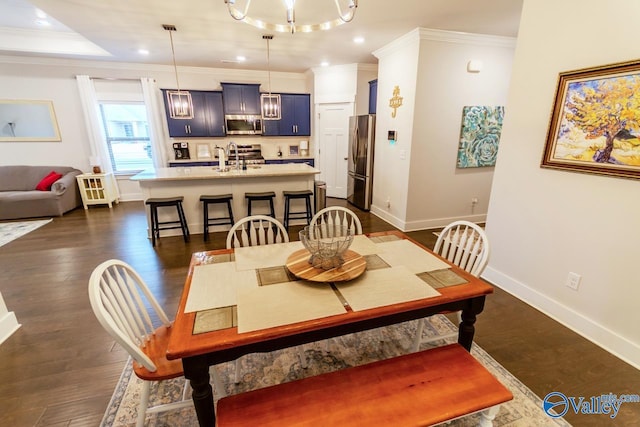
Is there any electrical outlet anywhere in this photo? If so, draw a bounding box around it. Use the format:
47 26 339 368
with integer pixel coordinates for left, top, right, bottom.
565 272 581 290
471 197 478 205
386 197 391 208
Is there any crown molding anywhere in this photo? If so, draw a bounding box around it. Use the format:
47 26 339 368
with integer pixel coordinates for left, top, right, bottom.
417 28 517 48
0 27 110 57
0 54 307 81
374 27 517 59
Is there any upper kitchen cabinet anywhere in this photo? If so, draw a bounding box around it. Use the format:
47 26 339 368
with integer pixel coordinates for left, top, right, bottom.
279 93 311 136
206 91 226 136
162 90 225 137
368 79 378 114
221 83 261 115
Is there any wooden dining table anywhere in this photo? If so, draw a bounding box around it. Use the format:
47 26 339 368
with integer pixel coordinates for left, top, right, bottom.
166 230 494 427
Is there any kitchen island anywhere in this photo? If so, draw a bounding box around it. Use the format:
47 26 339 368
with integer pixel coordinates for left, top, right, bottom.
131 163 320 237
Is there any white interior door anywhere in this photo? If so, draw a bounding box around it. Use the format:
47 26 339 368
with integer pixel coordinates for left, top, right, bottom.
317 103 352 198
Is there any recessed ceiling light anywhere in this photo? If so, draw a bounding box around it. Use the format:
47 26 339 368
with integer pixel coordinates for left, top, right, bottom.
320 61 330 67
236 56 246 62
35 19 51 26
138 49 150 55
35 9 47 19
353 36 365 44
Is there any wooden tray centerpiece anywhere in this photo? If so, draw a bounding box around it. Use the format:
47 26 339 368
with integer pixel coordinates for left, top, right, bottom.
285 249 366 283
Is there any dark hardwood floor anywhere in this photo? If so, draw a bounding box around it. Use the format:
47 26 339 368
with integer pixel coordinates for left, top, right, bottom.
0 199 638 426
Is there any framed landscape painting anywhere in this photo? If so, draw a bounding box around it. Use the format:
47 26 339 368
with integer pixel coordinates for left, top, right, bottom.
542 59 640 179
457 106 504 168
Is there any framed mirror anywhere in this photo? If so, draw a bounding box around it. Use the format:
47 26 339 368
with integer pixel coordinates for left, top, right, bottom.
0 100 61 142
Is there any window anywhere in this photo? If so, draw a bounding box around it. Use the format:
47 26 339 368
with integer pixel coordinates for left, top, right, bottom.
99 102 153 173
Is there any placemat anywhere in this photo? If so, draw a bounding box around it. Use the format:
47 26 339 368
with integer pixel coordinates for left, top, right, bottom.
185 262 258 313
234 241 303 271
334 265 441 311
236 281 347 333
376 239 451 273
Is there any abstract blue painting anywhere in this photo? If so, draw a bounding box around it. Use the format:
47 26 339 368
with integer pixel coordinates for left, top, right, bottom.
457 106 504 168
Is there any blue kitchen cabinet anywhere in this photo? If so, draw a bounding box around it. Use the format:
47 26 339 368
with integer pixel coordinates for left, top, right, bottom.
207 91 226 136
279 93 310 136
261 119 280 136
221 83 261 115
162 90 225 137
265 158 314 166
368 79 378 114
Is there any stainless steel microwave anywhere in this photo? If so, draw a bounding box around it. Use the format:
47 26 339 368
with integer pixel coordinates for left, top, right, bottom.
225 115 263 135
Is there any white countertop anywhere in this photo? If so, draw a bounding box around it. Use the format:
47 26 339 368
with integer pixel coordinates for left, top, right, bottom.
131 163 320 182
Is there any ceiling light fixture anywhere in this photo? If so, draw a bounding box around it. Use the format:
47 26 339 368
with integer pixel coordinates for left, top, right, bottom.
163 24 193 119
224 0 358 34
261 35 281 120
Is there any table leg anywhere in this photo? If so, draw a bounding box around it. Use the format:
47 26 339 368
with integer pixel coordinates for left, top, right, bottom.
458 296 486 351
183 355 215 427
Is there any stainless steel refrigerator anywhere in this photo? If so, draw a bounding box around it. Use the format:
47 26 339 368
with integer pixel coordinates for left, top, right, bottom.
347 114 376 211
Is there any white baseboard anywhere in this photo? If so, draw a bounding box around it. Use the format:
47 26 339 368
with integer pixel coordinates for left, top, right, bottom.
404 214 487 231
369 205 406 230
368 205 486 232
482 266 640 369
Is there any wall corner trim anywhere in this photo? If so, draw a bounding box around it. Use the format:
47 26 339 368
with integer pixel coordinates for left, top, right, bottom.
0 292 20 346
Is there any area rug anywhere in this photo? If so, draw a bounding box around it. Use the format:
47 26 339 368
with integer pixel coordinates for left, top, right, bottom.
102 315 571 427
0 219 52 248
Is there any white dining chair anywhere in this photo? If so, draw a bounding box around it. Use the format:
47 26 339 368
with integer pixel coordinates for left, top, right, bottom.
412 221 490 352
225 215 307 382
226 214 289 248
88 259 226 427
310 206 363 236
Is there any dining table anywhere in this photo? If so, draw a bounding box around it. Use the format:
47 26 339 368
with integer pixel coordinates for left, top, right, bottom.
166 230 494 427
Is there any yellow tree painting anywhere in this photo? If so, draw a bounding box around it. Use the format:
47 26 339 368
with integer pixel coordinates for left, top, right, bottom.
543 60 640 179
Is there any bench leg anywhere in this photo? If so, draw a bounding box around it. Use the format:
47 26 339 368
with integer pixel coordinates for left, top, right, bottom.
477 405 501 427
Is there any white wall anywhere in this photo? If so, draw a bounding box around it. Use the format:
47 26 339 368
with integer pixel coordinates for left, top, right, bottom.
371 30 420 229
0 55 310 199
485 0 640 368
312 63 358 105
371 29 515 231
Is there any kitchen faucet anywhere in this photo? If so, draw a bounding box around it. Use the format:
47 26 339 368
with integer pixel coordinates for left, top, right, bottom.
227 141 239 170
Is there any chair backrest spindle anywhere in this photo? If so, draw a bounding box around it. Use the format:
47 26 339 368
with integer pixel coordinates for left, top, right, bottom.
226 215 289 249
311 207 362 237
89 260 172 372
434 221 489 277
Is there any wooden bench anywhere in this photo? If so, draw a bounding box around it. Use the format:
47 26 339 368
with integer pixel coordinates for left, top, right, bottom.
216 343 513 426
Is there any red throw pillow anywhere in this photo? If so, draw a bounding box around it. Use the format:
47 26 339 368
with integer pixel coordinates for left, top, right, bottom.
35 171 64 191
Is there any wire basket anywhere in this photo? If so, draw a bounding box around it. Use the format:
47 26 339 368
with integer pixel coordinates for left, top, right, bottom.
299 224 353 270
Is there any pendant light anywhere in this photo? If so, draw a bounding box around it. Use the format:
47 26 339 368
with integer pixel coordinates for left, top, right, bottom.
163 24 194 119
261 34 281 120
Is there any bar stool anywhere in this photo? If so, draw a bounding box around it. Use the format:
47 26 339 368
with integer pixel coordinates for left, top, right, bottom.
145 196 190 247
200 194 235 242
245 191 276 218
283 190 313 229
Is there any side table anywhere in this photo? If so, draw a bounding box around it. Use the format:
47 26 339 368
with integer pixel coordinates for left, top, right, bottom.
76 172 119 209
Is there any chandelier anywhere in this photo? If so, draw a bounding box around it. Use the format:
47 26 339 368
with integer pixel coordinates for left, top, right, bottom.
163 24 193 119
224 0 358 34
